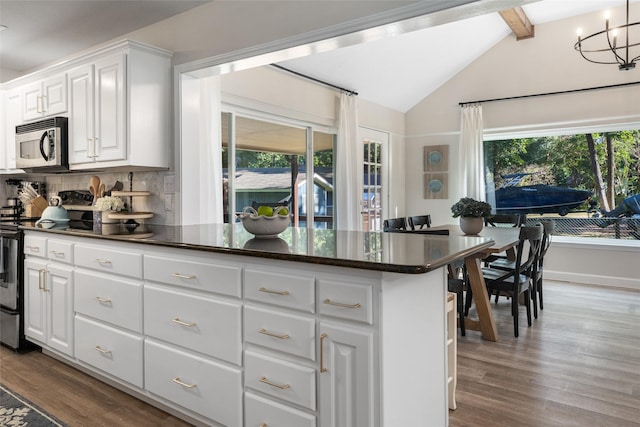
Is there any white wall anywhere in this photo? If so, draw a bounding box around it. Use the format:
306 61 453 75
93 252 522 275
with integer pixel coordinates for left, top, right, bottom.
405 5 640 287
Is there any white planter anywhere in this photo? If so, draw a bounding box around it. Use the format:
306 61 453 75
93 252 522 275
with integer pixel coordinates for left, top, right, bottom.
459 217 484 235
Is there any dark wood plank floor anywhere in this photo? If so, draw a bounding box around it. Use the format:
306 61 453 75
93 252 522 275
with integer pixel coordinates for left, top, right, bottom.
1 281 639 426
449 281 640 427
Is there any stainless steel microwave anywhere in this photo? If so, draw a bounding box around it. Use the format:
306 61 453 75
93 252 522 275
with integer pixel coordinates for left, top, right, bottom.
15 117 69 172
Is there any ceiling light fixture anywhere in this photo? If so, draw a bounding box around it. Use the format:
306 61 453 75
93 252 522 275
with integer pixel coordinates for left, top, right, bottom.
575 0 639 71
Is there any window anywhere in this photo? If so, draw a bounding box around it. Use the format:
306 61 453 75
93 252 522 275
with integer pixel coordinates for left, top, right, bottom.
484 129 640 239
221 112 336 229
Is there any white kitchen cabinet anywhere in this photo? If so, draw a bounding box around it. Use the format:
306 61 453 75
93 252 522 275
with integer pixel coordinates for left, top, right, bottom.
24 257 74 356
22 74 67 121
318 322 374 427
67 41 171 170
1 88 23 172
68 55 125 164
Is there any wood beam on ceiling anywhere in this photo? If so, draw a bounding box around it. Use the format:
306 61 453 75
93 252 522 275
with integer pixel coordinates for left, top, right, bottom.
499 6 534 40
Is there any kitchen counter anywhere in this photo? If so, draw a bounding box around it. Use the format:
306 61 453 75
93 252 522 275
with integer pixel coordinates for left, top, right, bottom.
20 222 494 274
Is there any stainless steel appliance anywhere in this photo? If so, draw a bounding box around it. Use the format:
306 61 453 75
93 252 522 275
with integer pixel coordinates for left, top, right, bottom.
16 116 68 172
0 223 33 351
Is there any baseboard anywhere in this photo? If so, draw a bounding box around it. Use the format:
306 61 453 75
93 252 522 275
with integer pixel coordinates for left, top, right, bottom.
546 270 640 291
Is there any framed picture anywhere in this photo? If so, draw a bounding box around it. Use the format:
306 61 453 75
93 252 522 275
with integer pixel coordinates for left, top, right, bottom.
424 172 448 199
424 145 448 172
423 145 449 198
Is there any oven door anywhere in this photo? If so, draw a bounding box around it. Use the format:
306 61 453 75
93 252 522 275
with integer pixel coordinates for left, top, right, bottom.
0 233 19 311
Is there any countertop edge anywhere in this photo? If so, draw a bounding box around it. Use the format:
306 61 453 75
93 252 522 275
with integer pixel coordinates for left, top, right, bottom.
21 225 495 275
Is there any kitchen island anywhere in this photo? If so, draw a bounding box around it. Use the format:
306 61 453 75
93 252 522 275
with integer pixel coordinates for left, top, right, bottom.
21 222 493 427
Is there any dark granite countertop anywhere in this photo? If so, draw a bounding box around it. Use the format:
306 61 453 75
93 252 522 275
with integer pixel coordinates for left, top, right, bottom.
20 222 494 274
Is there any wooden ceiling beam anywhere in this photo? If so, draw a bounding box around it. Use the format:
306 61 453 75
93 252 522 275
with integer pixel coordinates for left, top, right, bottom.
499 7 534 40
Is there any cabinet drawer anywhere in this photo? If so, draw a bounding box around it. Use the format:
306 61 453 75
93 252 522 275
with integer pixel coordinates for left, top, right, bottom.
144 284 241 365
144 255 241 298
245 269 315 313
24 235 46 257
244 305 315 360
318 280 373 324
47 239 73 264
245 392 316 427
74 270 142 332
75 244 142 279
74 315 143 388
245 350 316 410
145 339 242 427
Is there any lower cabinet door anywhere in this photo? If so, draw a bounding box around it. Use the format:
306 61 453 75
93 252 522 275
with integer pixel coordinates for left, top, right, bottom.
144 339 242 427
245 392 316 427
318 322 375 427
74 315 143 388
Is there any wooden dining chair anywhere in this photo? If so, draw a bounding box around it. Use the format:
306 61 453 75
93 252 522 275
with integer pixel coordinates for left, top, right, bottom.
532 219 555 316
481 224 543 337
447 264 465 336
407 214 432 230
383 217 407 232
484 213 526 227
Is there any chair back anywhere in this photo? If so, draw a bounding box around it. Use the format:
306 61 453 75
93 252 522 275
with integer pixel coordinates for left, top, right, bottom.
539 220 555 260
485 213 526 227
407 214 432 230
383 217 407 232
518 224 544 277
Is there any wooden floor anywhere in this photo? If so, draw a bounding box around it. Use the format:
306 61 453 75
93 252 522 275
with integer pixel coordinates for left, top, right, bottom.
449 281 640 427
1 281 639 426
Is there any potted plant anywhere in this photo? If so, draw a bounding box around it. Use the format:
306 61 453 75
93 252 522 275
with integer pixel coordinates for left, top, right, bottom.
451 197 492 234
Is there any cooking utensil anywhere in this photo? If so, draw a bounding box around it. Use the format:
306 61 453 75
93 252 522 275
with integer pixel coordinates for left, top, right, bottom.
89 176 101 199
98 183 105 198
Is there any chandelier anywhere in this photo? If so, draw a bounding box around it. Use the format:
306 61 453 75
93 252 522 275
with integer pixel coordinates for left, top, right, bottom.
574 0 640 71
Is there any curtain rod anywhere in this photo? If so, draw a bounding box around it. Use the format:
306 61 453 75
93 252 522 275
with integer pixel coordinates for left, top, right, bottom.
459 80 640 106
271 64 358 96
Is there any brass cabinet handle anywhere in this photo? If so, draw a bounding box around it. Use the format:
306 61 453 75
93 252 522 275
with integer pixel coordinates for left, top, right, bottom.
172 318 197 327
38 269 45 290
41 95 47 113
324 298 361 309
172 272 196 279
258 287 290 296
49 250 65 257
27 246 40 252
95 258 112 266
320 333 328 373
259 328 289 339
259 376 290 390
172 377 196 388
94 345 112 355
95 296 112 304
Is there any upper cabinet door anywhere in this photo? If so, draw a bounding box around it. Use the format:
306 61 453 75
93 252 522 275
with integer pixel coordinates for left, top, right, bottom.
23 74 67 121
94 54 126 162
68 64 95 164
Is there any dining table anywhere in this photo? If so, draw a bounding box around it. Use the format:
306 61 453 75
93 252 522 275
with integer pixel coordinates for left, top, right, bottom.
431 224 522 342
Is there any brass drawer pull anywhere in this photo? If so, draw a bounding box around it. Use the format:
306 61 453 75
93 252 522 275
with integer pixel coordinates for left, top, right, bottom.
95 296 112 304
172 377 197 388
49 250 65 257
259 376 290 390
324 299 361 309
27 246 40 252
320 333 328 373
95 258 112 266
259 287 290 296
259 328 289 339
172 273 196 279
172 318 197 327
94 345 112 355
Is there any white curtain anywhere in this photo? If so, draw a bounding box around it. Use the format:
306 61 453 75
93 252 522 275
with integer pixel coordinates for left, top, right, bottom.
335 92 362 230
459 104 485 201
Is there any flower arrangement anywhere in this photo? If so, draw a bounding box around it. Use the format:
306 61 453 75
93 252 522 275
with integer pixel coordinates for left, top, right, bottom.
451 197 492 218
93 196 125 212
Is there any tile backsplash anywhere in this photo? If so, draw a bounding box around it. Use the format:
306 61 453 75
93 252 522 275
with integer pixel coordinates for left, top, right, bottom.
2 171 175 225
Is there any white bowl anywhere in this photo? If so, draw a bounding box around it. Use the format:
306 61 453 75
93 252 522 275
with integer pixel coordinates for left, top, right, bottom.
240 206 291 238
